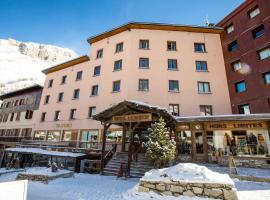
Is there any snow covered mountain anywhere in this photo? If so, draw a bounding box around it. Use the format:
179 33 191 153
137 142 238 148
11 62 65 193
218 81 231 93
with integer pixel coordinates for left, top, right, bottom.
0 38 78 95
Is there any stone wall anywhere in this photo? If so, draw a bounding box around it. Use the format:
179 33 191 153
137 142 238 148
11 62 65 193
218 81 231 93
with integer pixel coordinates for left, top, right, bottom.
138 180 238 200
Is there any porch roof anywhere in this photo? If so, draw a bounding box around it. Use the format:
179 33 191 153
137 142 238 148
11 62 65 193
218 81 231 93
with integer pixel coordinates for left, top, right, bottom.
93 100 176 124
176 114 270 123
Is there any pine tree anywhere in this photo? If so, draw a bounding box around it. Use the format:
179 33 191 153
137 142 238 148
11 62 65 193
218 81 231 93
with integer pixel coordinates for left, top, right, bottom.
145 117 176 168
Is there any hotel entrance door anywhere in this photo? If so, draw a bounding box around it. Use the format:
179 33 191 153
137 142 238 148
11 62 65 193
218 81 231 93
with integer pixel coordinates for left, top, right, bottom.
193 131 207 161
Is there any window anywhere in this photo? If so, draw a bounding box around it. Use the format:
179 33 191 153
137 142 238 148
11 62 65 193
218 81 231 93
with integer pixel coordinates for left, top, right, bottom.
258 48 270 60
139 58 149 69
76 71 83 80
235 81 246 93
73 89 80 99
231 61 242 71
200 105 213 116
115 42 123 53
5 102 10 108
114 60 122 71
94 66 101 76
194 43 206 52
25 110 33 119
169 104 179 116
252 25 265 38
44 95 50 104
10 113 14 122
40 112 46 122
238 104 250 114
58 92 64 102
16 112 21 121
139 40 149 49
96 49 103 59
112 80 121 92
14 100 19 106
48 79 53 88
248 6 260 19
3 114 9 122
226 24 234 34
61 75 67 84
228 40 238 52
54 110 61 121
268 98 270 108
169 80 179 92
138 79 149 91
88 106 96 118
168 59 178 70
198 82 211 93
196 61 208 71
167 41 177 51
263 72 270 84
70 109 77 120
91 85 99 96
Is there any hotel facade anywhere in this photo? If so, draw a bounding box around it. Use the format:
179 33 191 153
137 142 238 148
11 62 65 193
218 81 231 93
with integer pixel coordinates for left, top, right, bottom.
33 22 232 149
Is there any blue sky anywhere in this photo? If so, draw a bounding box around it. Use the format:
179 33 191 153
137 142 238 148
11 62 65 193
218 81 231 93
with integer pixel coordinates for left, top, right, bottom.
0 0 244 55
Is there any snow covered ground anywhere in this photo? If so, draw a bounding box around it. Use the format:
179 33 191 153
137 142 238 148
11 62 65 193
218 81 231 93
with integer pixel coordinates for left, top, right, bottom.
0 169 269 200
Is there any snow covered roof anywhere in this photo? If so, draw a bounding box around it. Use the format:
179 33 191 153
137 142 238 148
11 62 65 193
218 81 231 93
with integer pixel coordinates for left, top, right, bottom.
5 147 86 158
0 84 43 100
93 100 176 123
176 113 270 122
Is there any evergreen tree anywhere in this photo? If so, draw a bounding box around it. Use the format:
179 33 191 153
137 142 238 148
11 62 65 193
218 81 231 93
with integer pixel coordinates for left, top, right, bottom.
145 117 176 168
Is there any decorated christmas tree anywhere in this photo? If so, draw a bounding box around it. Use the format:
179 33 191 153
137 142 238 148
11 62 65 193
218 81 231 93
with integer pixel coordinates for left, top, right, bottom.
145 117 176 168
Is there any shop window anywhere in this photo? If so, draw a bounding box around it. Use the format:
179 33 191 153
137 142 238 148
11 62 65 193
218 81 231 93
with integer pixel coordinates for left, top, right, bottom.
226 24 234 34
228 40 238 52
248 6 260 19
138 79 149 91
25 110 33 119
139 58 149 69
169 104 179 116
21 128 32 137
177 131 192 155
139 40 149 49
63 131 72 141
91 85 99 96
169 80 179 92
198 82 211 93
115 42 123 53
54 110 61 121
168 59 178 70
263 71 270 84
61 75 67 84
238 104 250 114
106 130 123 142
96 49 103 59
252 24 265 38
47 131 61 141
80 130 99 148
167 41 177 51
235 81 246 93
195 132 204 154
114 60 122 71
73 89 80 99
196 61 208 71
194 43 206 53
258 47 270 60
200 105 213 116
112 80 121 92
93 66 101 76
48 79 53 88
34 131 46 140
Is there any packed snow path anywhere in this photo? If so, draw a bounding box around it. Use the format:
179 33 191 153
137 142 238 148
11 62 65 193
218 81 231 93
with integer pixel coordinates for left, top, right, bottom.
0 171 270 200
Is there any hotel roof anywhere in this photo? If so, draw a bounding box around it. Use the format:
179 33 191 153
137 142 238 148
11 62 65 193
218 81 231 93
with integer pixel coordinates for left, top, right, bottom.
87 22 224 44
42 55 90 75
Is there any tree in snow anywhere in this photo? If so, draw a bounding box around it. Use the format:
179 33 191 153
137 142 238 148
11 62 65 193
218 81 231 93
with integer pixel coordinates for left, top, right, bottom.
145 117 176 168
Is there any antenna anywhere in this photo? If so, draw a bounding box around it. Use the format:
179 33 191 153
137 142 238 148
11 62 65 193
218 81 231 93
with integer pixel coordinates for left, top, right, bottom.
204 15 210 26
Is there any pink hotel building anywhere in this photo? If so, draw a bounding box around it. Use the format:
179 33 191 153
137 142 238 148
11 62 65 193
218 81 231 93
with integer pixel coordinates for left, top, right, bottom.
33 22 232 146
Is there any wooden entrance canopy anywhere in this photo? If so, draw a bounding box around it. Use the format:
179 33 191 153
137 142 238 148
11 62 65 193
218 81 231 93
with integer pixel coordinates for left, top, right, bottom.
93 100 176 175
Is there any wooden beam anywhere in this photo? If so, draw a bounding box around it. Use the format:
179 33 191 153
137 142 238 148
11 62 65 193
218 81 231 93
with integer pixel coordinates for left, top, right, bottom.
100 123 111 175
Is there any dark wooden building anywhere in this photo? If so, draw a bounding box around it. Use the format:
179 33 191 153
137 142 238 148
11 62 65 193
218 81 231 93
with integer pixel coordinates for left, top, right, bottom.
217 0 270 114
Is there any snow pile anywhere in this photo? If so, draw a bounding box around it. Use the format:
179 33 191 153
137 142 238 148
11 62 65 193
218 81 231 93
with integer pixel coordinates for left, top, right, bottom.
6 147 85 158
141 163 234 185
0 38 77 95
20 167 71 177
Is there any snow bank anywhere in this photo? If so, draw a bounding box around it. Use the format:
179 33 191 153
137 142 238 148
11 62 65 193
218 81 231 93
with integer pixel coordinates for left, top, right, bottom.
141 163 234 185
20 167 71 177
6 147 85 158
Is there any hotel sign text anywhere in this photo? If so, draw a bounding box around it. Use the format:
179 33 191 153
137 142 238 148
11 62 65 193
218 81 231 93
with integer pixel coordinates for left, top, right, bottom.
111 113 152 123
56 123 72 128
206 122 267 130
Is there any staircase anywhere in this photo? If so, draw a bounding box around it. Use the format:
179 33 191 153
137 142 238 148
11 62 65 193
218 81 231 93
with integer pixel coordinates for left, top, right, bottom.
103 152 154 178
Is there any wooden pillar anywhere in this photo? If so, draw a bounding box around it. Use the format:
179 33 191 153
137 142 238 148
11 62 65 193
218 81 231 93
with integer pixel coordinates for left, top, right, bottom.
122 124 127 152
127 123 134 177
100 123 110 175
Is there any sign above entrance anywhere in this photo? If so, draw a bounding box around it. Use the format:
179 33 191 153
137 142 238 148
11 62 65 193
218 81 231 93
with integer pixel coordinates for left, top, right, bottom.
111 113 152 123
206 121 267 130
56 123 72 128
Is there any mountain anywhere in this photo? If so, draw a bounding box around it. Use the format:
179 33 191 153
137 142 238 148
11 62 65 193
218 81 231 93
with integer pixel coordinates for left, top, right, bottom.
0 38 78 95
